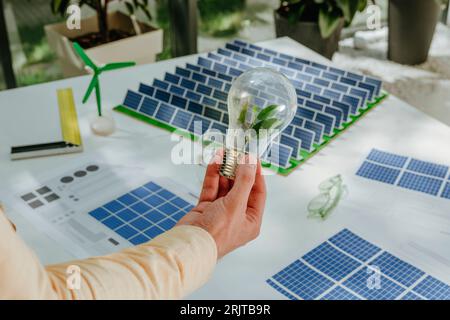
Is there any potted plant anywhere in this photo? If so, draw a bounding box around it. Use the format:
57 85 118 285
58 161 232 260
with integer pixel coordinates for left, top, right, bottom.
45 0 163 77
388 0 442 65
274 0 368 59
198 0 246 37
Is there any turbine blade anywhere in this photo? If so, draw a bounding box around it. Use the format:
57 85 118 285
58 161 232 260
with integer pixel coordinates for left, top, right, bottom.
73 42 97 71
100 62 136 72
82 75 98 103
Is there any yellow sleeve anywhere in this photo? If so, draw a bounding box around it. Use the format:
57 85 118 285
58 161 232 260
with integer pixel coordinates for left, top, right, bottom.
0 207 217 300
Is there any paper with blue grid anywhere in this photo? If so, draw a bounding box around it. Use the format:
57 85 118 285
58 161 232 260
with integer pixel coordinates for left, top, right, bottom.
266 229 450 300
115 39 386 175
356 149 450 199
88 181 195 245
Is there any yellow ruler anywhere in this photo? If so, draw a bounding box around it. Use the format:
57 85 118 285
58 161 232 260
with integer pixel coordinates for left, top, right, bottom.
10 88 83 160
57 88 82 147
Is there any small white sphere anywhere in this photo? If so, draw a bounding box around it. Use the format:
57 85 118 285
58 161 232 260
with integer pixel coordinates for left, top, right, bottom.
90 115 116 136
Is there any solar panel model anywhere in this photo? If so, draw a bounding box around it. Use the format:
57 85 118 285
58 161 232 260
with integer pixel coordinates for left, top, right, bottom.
115 40 387 175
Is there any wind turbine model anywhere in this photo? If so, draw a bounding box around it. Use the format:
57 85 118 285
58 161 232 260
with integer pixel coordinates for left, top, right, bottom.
73 42 136 136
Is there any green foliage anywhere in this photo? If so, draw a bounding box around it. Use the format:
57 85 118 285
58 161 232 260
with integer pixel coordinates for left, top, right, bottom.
277 0 368 38
238 104 283 137
198 0 246 37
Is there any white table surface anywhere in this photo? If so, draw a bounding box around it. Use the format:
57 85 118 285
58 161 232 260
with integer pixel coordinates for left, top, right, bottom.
1 37 450 299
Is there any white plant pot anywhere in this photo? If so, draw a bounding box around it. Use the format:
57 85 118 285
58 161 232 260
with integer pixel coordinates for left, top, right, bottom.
45 11 163 77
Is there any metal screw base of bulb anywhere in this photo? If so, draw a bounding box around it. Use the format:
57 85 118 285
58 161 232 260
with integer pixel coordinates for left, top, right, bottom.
219 148 240 179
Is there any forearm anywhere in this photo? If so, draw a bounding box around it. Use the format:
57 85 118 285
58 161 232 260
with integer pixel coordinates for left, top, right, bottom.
0 207 217 300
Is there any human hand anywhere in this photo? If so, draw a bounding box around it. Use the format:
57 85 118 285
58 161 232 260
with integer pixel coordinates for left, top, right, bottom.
177 153 266 259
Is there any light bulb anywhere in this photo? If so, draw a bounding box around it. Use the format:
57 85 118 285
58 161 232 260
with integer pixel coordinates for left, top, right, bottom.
219 67 297 178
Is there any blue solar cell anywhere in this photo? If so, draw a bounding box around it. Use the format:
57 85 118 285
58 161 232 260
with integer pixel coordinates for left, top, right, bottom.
102 216 124 230
331 100 350 121
116 208 138 222
328 229 381 262
263 143 292 168
343 268 405 300
139 97 159 116
304 83 321 95
144 194 165 207
367 149 408 168
157 189 176 200
296 107 315 120
329 67 346 76
155 89 170 103
370 252 425 287
196 83 212 96
189 115 211 134
155 103 176 123
347 72 364 81
291 116 304 127
204 107 222 121
397 172 443 196
331 83 348 93
144 225 165 239
172 210 188 221
159 218 177 230
211 122 227 134
159 202 178 215
322 72 339 81
315 113 335 135
322 286 360 300
412 276 450 300
171 95 187 109
192 72 206 83
139 83 155 96
129 234 150 245
324 107 343 128
180 78 196 90
281 134 300 158
187 101 203 115
272 260 334 300
164 73 180 85
208 52 222 61
123 90 142 109
144 182 161 192
153 79 169 90
175 66 191 77
305 100 323 111
358 82 375 100
293 127 314 151
304 66 321 76
401 292 423 300
130 217 152 231
131 187 151 199
340 77 357 86
116 224 138 239
171 197 190 209
185 91 201 102
117 193 139 206
144 210 166 223
213 89 227 102
213 62 228 74
104 200 124 213
172 109 193 129
365 77 382 96
323 89 341 101
304 120 324 143
406 159 449 178
314 78 330 87
441 183 450 199
313 95 331 105
169 85 185 97
356 161 401 185
130 201 151 214
350 88 368 104
302 242 361 281
89 208 110 221
342 95 360 114
218 47 232 57
266 279 298 300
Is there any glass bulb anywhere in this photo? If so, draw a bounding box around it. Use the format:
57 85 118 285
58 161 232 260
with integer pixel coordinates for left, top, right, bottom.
219 67 297 178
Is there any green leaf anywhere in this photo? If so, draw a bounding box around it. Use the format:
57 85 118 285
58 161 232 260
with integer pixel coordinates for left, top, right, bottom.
336 0 358 25
257 104 279 121
238 102 249 125
318 7 342 38
125 2 135 15
251 118 282 136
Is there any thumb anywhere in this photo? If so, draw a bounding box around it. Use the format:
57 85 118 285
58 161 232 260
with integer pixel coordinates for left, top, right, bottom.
225 156 257 208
